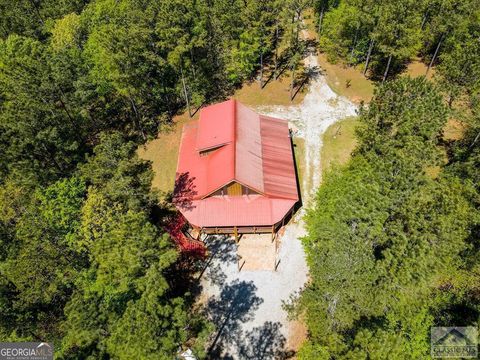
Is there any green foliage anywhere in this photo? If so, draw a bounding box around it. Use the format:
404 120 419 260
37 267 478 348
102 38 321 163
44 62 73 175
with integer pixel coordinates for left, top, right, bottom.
0 0 87 39
315 0 478 80
50 13 82 51
371 0 422 60
318 3 363 62
0 35 85 183
301 77 477 357
356 77 447 166
435 6 480 105
60 190 184 359
0 177 86 340
79 131 155 210
297 341 330 359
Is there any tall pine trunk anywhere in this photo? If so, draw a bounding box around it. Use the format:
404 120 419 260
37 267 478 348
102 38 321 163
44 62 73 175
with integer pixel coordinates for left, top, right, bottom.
382 54 392 82
421 11 428 30
41 143 63 172
129 95 146 141
180 67 191 117
469 131 480 149
290 66 295 101
259 43 263 88
426 34 444 75
56 87 75 126
318 6 325 36
190 48 197 79
364 39 374 76
294 10 301 49
350 23 360 62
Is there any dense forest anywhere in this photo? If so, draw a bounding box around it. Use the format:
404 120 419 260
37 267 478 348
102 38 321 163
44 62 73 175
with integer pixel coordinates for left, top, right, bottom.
0 0 307 358
0 0 479 359
298 0 480 358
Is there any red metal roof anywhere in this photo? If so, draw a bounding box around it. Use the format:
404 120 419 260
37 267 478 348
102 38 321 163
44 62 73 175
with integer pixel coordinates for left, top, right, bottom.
174 99 298 228
261 115 299 199
235 101 264 193
196 100 235 151
177 196 296 228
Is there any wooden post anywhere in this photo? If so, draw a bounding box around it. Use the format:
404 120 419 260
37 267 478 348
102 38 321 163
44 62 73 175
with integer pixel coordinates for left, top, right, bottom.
274 22 279 79
271 225 275 242
274 226 280 271
234 226 238 243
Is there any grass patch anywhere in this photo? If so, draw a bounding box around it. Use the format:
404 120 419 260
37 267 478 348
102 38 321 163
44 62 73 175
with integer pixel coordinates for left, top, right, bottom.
321 117 359 176
234 70 306 107
443 118 466 141
316 54 375 104
403 58 433 79
137 112 197 196
314 55 435 105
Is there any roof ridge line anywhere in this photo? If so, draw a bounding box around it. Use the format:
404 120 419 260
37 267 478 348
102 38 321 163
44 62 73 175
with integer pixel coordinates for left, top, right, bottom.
232 98 236 185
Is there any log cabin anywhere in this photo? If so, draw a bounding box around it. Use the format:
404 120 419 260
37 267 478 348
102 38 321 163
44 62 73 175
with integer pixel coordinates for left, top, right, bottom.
173 99 299 241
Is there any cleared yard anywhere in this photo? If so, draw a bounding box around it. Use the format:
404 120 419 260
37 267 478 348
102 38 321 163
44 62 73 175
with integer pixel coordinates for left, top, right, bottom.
321 116 359 177
137 113 196 196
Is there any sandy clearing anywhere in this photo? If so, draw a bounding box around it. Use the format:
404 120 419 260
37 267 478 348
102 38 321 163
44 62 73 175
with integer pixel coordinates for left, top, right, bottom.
198 29 357 359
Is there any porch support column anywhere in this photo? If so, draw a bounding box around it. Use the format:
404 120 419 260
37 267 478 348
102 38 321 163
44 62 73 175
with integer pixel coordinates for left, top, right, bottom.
234 226 239 243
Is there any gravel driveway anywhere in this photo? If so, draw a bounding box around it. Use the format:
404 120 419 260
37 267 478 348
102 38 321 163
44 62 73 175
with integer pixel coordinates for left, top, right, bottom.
199 30 357 359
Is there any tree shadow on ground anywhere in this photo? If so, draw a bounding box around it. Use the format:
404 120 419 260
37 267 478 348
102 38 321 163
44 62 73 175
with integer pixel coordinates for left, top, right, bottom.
239 321 296 360
291 65 322 101
366 57 410 82
197 235 238 287
301 38 319 58
204 280 295 359
206 280 263 357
